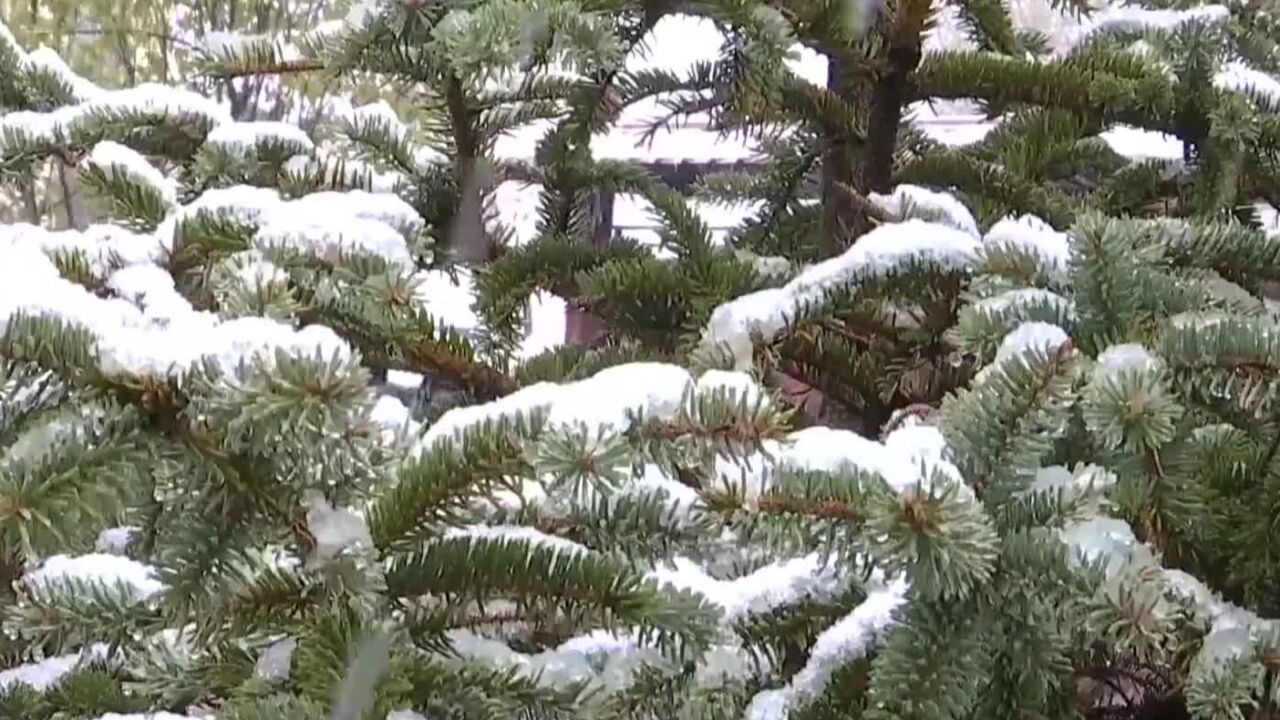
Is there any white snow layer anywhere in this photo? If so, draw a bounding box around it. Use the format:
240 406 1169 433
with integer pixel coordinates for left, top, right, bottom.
696 369 771 408
775 423 967 497
1093 343 1163 383
870 185 980 237
95 527 137 555
370 395 420 441
972 288 1073 316
253 637 297 682
1217 61 1280 106
25 553 163 598
304 491 374 562
0 223 166 273
418 363 696 450
86 141 178 204
0 240 352 377
983 215 1071 272
93 714 203 720
343 99 412 142
443 524 590 556
0 83 229 144
413 268 481 334
994 322 1071 365
648 554 843 621
204 120 315 156
23 46 104 102
179 186 421 267
703 220 981 369
256 212 410 266
0 645 109 691
971 320 1072 384
744 578 909 719
447 626 651 692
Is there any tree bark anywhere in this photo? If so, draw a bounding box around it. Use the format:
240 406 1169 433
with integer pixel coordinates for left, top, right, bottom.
563 188 615 347
819 59 859 259
860 42 921 193
23 182 40 224
564 305 606 346
445 73 489 264
57 159 87 230
589 188 614 247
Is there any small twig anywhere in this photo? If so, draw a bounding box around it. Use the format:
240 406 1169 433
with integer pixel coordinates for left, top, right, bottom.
834 181 893 224
215 58 326 79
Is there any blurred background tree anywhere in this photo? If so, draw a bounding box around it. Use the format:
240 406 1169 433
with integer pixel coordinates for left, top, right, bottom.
0 0 436 228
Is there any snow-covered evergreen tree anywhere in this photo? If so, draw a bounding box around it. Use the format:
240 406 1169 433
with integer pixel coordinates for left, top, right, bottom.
3 0 1280 719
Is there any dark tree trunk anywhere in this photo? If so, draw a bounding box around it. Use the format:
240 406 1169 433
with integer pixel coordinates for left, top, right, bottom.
589 188 615 247
820 59 859 259
564 188 615 346
564 305 607 346
861 42 922 193
445 73 489 264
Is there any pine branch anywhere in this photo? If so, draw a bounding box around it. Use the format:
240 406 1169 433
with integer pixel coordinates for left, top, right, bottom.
385 536 719 657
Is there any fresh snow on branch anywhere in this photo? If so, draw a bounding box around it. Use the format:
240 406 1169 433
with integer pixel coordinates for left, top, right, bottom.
24 553 164 598
702 218 981 370
0 83 229 143
23 46 104 102
1215 60 1280 105
0 645 110 692
971 288 1074 317
648 554 844 621
443 524 591 556
0 223 166 274
1092 343 1163 382
0 241 351 378
205 120 315 156
994 322 1071 364
870 185 980 237
1061 3 1230 51
343 99 412 142
744 578 909 720
417 362 697 450
87 141 179 205
983 215 1071 273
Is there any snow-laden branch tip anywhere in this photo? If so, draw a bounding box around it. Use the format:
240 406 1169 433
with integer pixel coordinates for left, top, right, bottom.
0 223 166 275
0 83 229 144
417 362 699 451
1215 60 1280 106
870 185 980 237
971 288 1074 317
702 217 981 370
204 120 315 156
443 524 591 557
0 645 110 693
0 243 353 378
446 626 652 692
777 423 965 495
1092 343 1163 383
983 215 1071 273
86 141 179 205
179 185 423 267
743 578 909 720
23 46 104 103
24 553 164 598
1061 4 1230 53
648 554 845 622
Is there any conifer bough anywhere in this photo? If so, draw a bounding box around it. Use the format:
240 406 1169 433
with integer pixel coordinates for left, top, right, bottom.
2 0 1280 719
